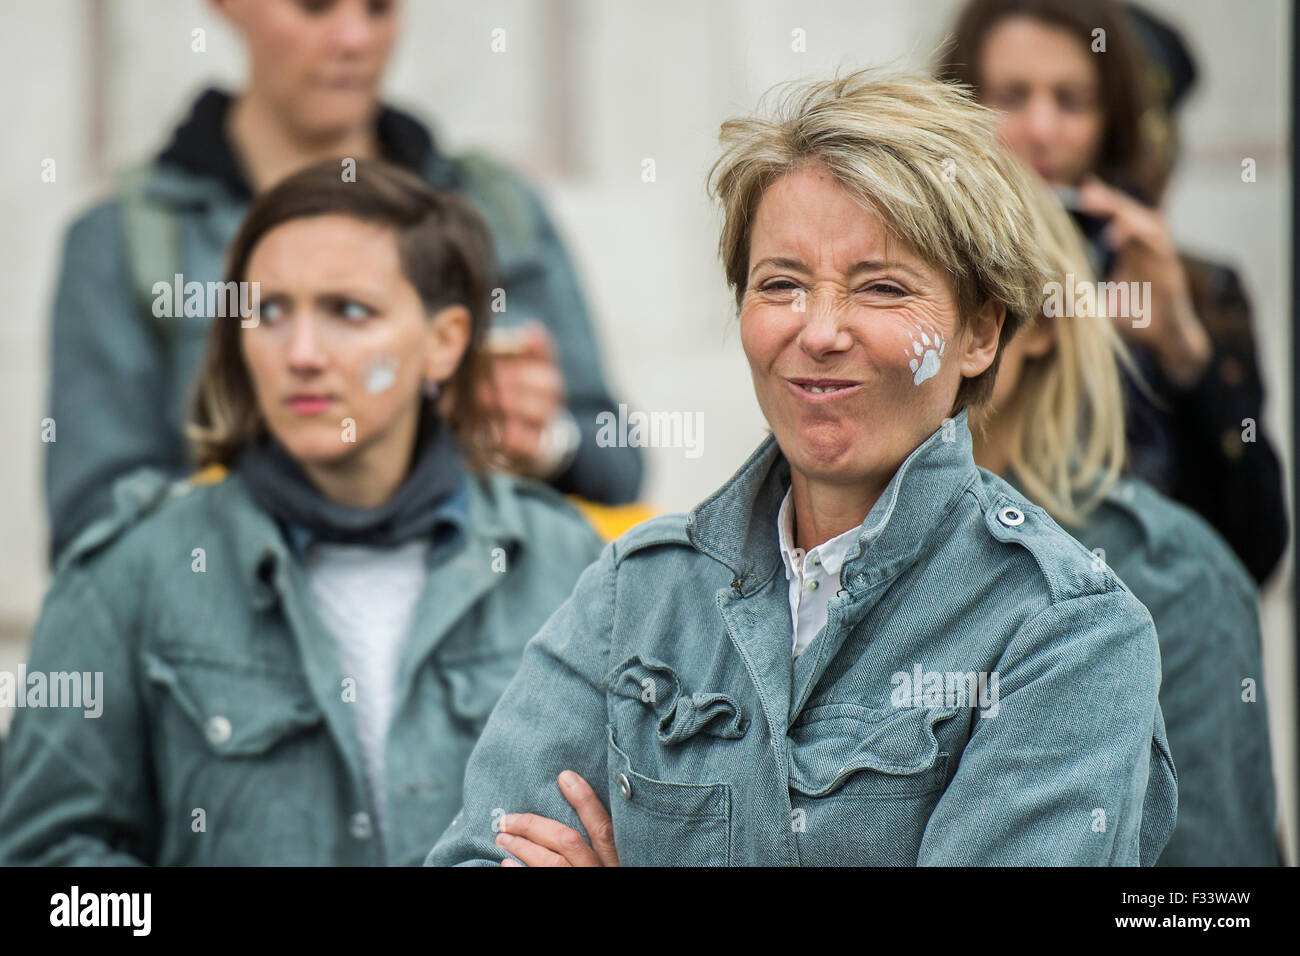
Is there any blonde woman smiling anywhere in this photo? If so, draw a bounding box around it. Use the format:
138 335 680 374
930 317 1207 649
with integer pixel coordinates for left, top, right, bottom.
428 72 1177 867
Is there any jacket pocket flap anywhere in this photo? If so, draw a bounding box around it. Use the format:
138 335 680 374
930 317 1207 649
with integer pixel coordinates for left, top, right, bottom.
439 650 520 724
788 703 957 797
607 655 747 745
607 725 731 819
143 649 324 756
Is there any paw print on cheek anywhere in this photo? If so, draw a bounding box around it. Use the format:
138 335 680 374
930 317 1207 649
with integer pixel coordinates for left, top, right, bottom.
907 327 945 385
363 354 399 394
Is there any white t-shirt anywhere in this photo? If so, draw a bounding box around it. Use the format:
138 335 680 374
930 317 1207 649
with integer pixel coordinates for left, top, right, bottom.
303 538 430 840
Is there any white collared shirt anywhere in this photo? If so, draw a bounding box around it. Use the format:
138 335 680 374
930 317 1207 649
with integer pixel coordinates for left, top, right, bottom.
777 489 863 658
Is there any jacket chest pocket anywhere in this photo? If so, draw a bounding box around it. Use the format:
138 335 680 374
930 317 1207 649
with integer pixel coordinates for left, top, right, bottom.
606 726 732 867
436 647 523 736
787 704 961 866
143 647 331 864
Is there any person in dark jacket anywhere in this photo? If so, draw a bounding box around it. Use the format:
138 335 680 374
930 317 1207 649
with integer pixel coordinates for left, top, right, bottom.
939 0 1288 583
0 160 604 865
44 0 641 563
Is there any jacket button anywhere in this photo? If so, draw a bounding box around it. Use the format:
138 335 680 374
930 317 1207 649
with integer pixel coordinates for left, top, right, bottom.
997 506 1025 527
806 579 819 592
616 772 632 800
349 812 373 840
204 715 232 746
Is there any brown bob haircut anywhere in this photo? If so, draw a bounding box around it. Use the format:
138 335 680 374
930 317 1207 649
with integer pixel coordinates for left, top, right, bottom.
938 0 1171 204
188 158 499 470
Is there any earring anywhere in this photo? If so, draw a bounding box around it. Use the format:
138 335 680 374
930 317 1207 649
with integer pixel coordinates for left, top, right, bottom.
423 380 442 399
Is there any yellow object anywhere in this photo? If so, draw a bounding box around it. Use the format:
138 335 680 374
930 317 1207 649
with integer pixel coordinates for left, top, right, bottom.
569 498 660 541
190 463 229 486
186 464 654 542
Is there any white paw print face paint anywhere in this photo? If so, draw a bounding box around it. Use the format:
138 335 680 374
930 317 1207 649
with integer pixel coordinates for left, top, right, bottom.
363 353 399 394
906 325 945 386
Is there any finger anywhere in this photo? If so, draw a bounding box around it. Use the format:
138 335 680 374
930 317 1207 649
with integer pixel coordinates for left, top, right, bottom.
1101 216 1148 253
1109 312 1151 342
558 771 620 867
492 357 565 402
517 320 558 361
494 379 564 417
500 417 545 462
496 832 570 867
498 812 602 867
477 377 503 414
511 360 565 398
1080 182 1167 251
1077 175 1138 217
498 390 562 430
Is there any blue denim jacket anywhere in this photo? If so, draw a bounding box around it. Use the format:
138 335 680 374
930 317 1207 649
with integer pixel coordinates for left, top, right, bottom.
0 466 603 865
428 408 1177 866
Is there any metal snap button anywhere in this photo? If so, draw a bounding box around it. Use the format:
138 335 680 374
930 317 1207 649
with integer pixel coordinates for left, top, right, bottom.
349 811 373 840
616 772 632 799
204 715 232 746
997 506 1025 527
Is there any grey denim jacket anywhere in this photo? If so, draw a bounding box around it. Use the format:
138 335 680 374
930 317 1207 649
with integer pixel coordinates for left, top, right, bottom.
0 466 603 865
428 408 1178 866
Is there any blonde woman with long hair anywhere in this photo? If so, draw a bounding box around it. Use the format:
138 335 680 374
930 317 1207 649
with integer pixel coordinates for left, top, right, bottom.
972 178 1280 866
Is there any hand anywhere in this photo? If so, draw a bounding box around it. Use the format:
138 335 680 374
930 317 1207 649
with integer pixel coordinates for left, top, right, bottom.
480 320 568 476
1077 176 1212 387
494 770 620 867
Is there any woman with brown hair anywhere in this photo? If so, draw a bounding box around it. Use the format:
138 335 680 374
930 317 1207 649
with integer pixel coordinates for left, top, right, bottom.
0 159 603 865
939 0 1288 584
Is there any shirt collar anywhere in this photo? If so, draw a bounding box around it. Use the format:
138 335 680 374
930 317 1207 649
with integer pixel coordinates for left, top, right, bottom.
776 488 866 580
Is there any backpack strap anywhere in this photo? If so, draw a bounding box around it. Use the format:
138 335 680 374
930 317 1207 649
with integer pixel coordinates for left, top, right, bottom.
451 149 543 250
117 164 182 346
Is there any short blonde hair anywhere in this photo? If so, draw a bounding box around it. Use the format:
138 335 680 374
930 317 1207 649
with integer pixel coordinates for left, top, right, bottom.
977 175 1134 526
708 69 1053 408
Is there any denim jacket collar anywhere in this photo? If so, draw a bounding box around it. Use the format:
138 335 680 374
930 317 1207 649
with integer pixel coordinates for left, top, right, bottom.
229 471 527 613
279 481 470 569
687 407 980 597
